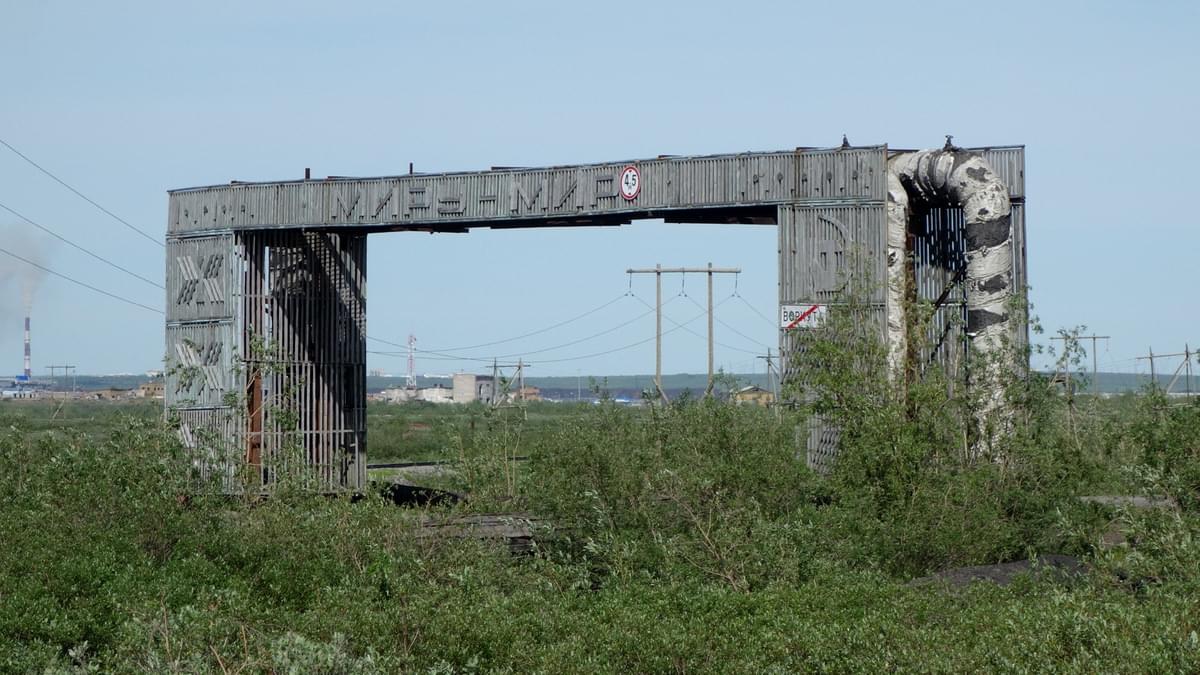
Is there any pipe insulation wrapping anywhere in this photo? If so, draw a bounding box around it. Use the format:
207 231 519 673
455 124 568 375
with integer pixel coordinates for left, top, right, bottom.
885 170 911 381
890 150 1013 350
889 149 1014 451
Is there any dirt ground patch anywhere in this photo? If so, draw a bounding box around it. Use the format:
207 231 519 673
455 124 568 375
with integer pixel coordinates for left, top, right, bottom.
912 554 1087 588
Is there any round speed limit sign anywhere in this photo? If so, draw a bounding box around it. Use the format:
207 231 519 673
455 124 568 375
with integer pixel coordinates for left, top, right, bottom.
619 165 641 201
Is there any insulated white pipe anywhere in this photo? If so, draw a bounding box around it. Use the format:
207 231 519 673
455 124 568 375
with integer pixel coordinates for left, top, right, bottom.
885 169 911 384
889 149 1014 451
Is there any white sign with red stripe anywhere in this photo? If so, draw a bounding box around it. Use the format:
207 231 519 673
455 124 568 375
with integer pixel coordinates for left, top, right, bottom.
780 303 826 329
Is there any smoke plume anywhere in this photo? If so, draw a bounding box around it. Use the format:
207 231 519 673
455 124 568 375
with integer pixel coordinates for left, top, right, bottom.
0 224 50 317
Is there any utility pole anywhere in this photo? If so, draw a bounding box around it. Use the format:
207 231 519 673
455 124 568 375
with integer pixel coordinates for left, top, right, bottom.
707 262 714 397
1051 334 1108 395
46 365 76 393
656 264 662 402
627 264 740 402
1136 347 1198 396
406 334 417 389
756 348 781 420
486 359 528 407
1180 343 1190 396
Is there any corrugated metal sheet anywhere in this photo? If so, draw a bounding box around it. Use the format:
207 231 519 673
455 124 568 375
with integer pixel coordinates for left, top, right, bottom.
165 234 236 322
165 230 367 493
796 147 887 201
167 148 895 235
976 146 1025 199
166 232 246 490
777 198 889 472
174 407 241 492
165 322 237 408
252 230 368 491
805 416 840 475
778 203 888 305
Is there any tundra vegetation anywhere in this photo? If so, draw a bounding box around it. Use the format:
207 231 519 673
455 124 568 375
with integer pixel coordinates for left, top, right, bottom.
1 309 1198 672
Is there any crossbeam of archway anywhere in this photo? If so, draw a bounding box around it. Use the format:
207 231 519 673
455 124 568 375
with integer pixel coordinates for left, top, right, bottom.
168 147 887 236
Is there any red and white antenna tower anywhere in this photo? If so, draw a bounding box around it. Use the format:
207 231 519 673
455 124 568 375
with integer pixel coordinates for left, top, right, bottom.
406 334 417 389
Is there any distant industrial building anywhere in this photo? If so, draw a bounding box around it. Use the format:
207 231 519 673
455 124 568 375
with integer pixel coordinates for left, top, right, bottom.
378 384 455 404
502 385 542 403
419 385 454 404
452 373 495 404
91 387 134 401
137 381 165 399
732 385 775 407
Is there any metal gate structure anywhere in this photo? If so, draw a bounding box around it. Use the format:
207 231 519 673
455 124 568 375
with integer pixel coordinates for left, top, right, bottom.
165 144 1025 490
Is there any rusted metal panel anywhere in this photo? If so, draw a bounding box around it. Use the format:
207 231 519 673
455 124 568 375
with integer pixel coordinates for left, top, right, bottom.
166 149 899 235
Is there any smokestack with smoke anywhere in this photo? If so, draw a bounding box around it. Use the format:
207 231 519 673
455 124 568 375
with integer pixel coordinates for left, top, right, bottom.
23 315 30 380
0 224 50 377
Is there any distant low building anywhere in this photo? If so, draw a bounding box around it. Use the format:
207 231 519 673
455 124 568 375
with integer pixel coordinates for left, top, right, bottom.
451 373 494 403
418 385 454 404
732 385 774 407
1 389 38 400
501 385 542 403
137 381 165 399
92 387 133 401
379 387 419 403
378 385 455 404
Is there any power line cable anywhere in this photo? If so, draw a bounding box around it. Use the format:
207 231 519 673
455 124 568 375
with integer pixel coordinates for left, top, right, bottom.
367 349 490 364
485 306 655 359
0 138 164 248
373 291 633 353
633 294 761 356
734 292 778 328
529 310 703 365
0 244 163 314
681 292 771 349
0 198 164 289
369 341 494 363
373 301 713 367
371 298 663 361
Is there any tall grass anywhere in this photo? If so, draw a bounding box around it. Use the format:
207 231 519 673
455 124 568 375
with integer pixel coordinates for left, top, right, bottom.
1 379 1198 671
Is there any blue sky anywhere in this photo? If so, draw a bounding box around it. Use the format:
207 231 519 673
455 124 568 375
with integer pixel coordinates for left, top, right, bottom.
0 0 1196 378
